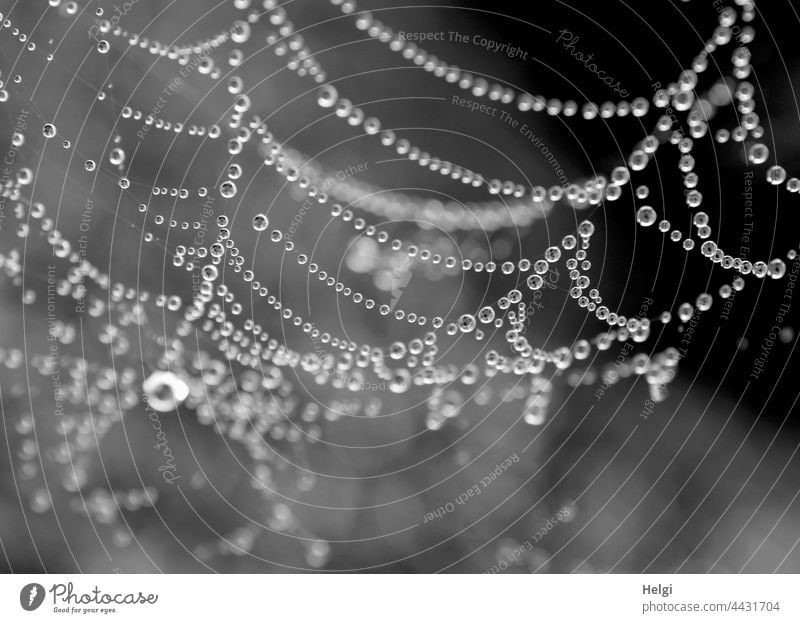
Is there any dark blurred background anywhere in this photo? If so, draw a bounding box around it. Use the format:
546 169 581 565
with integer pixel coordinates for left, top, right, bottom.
1 0 800 573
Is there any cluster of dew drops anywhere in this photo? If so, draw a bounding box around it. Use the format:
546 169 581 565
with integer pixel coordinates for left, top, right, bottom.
0 0 796 569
